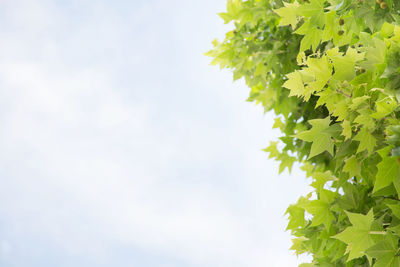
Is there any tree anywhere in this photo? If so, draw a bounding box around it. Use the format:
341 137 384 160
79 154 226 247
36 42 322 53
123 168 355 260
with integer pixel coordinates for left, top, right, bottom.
207 0 400 266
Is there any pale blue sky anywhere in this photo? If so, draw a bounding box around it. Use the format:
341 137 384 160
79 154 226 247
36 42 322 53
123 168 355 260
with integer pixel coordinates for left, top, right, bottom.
0 1 311 266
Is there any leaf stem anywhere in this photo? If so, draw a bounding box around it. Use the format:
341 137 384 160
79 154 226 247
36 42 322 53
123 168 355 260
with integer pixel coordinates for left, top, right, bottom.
369 231 387 235
378 196 400 202
336 88 352 98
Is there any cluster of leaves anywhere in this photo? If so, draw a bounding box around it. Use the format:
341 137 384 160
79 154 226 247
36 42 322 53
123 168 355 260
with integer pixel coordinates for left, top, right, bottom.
207 0 400 266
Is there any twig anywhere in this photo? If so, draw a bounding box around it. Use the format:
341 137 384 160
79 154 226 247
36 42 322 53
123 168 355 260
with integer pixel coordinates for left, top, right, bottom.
336 88 352 98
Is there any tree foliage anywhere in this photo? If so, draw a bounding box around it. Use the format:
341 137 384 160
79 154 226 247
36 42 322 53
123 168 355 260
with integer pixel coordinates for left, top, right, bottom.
207 0 400 265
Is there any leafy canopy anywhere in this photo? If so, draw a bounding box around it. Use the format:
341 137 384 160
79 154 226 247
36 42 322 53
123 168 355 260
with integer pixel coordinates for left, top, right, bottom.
208 0 400 265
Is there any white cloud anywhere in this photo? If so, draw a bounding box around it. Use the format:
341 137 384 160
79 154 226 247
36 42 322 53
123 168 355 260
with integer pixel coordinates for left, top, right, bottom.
0 1 312 266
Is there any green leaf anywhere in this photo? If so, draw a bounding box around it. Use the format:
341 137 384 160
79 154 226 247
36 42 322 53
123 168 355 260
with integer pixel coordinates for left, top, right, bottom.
218 12 232 24
304 56 332 93
300 28 323 52
332 101 349 122
298 0 324 18
283 71 305 98
333 210 375 261
349 96 370 110
272 117 285 131
362 37 387 71
341 120 352 140
343 156 361 178
278 153 296 174
274 2 300 29
366 233 400 267
327 47 364 81
295 117 335 159
373 147 400 193
299 190 336 228
310 171 335 192
354 127 376 155
387 204 400 219
286 204 305 230
354 110 375 130
322 11 336 42
381 22 395 38
290 236 308 255
263 141 280 159
371 97 398 119
209 2 400 264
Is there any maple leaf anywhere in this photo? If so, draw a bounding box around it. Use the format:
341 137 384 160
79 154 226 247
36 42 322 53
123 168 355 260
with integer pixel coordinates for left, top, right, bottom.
273 2 300 29
334 210 375 261
388 204 400 219
372 97 397 119
343 156 361 178
272 117 285 131
327 47 364 81
354 109 375 130
366 234 400 267
285 204 305 231
263 141 280 159
278 154 296 174
310 171 336 192
304 56 332 93
332 101 349 122
354 127 376 155
373 147 400 193
341 120 352 140
299 189 336 228
295 117 336 159
283 71 304 98
290 236 308 255
299 28 323 52
349 96 370 110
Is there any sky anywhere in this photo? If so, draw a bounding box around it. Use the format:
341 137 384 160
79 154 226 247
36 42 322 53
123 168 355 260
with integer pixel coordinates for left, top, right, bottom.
0 0 311 266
